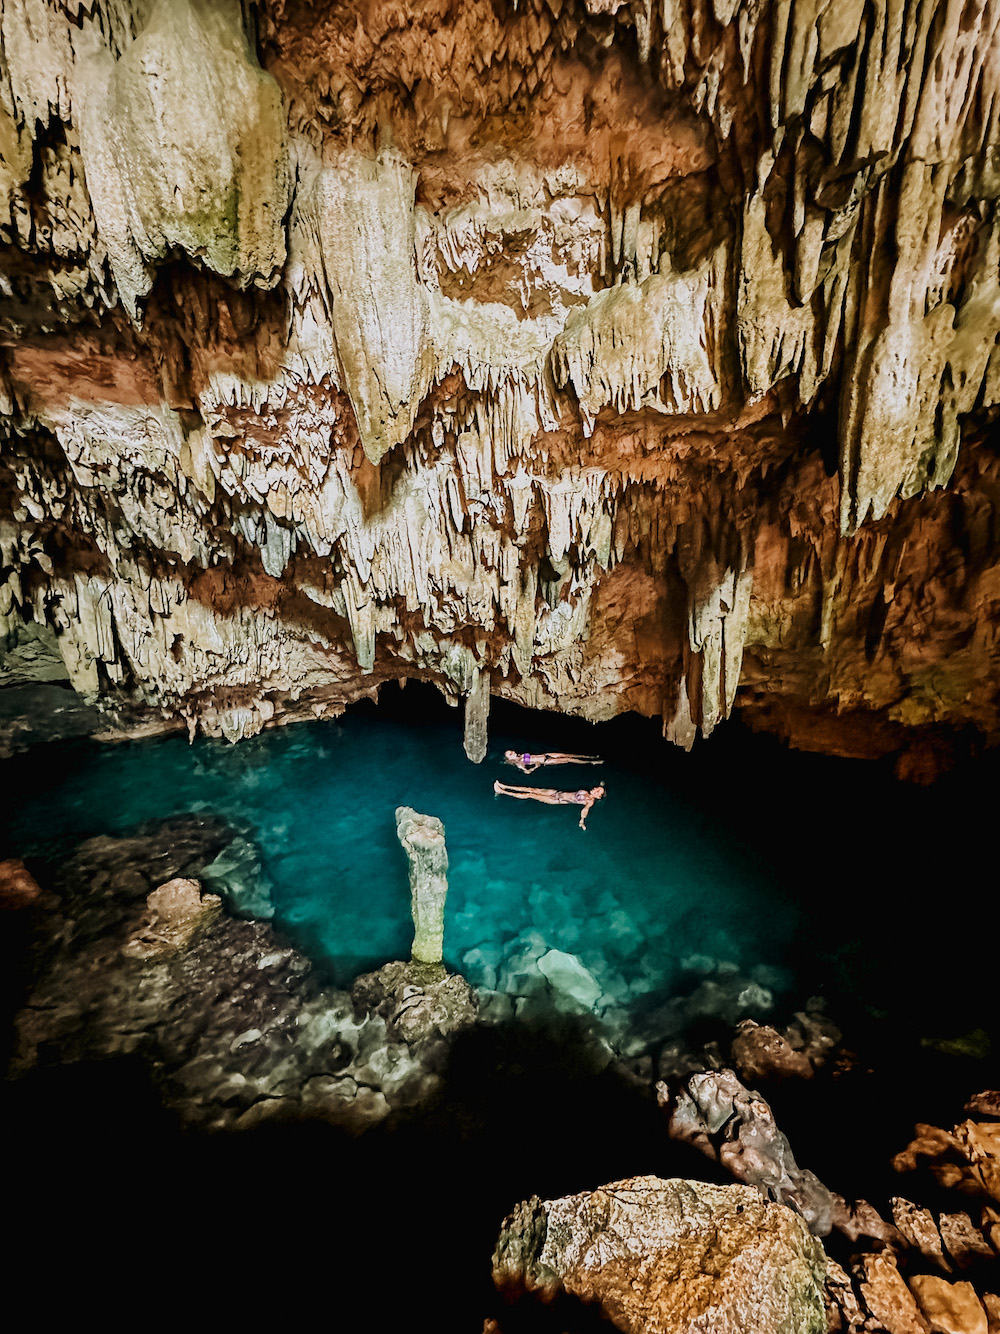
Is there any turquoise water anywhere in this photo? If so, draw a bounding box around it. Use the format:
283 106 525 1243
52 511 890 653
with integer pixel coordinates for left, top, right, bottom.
6 688 999 1059
1 694 799 1031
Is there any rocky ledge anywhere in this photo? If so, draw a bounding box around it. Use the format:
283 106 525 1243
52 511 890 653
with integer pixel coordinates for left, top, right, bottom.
9 816 478 1132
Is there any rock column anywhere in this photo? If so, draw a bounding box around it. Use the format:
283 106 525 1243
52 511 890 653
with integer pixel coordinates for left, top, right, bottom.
395 806 449 965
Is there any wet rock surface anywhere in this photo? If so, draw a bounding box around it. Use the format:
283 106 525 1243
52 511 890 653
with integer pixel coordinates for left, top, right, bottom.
9 817 479 1132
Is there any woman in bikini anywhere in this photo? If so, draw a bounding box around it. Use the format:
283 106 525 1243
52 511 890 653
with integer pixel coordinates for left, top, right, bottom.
493 781 606 830
503 750 603 775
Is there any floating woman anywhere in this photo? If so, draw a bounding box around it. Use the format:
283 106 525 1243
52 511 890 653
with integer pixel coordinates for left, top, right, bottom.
493 781 606 831
503 750 604 775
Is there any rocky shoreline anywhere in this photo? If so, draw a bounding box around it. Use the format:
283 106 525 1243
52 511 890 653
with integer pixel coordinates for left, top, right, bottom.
3 815 998 1331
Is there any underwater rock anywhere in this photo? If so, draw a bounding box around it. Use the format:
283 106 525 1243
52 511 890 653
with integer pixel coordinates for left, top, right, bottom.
0 857 41 909
492 1176 828 1334
536 948 602 1011
200 833 274 920
121 877 221 960
395 806 448 966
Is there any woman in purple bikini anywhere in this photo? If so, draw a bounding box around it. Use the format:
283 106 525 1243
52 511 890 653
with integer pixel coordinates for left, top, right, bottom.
503 749 603 775
493 781 606 830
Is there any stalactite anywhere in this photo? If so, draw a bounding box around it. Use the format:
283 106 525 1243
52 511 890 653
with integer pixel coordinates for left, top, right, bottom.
2 0 1000 756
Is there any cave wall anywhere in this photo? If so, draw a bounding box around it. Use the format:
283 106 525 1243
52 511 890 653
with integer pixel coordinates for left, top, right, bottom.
2 0 1000 763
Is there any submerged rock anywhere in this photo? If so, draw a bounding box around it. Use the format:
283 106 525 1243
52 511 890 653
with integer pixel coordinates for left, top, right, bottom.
537 948 602 1011
200 833 274 920
492 1175 827 1334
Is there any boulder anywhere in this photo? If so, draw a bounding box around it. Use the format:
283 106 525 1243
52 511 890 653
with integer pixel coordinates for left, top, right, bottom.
856 1253 930 1334
938 1213 994 1269
731 1020 814 1082
492 1175 828 1334
537 948 602 1010
0 858 42 909
965 1092 1000 1121
350 959 477 1042
909 1277 989 1334
892 1198 950 1270
121 877 221 960
659 1069 837 1236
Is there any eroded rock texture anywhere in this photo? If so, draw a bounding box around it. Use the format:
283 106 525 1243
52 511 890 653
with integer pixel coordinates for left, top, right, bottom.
492 1175 828 1333
3 1 1000 757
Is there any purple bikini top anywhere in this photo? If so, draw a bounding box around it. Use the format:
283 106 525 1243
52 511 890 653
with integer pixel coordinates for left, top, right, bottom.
523 753 531 764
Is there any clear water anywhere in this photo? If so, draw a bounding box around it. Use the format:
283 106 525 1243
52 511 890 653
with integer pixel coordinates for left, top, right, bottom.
1 694 798 1021
4 688 999 1059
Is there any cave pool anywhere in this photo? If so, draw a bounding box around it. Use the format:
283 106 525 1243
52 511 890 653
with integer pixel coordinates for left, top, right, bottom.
4 685 997 1063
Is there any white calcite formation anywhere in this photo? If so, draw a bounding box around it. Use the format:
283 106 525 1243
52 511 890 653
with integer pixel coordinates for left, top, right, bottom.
3 1 1000 760
395 805 449 966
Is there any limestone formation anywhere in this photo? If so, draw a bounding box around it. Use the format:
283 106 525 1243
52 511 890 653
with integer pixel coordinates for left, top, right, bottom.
2 1 1000 761
492 1175 828 1334
395 805 448 966
659 1068 838 1236
11 820 476 1131
121 876 221 959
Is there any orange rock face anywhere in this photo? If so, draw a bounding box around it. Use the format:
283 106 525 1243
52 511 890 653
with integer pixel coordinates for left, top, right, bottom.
0 859 41 910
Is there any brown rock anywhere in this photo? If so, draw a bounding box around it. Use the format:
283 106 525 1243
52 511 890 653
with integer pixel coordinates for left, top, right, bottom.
983 1294 1000 1333
938 1213 995 1269
965 1094 1000 1121
856 1253 930 1334
493 1177 828 1334
909 1277 988 1334
894 1125 964 1174
121 878 221 961
892 1198 950 1271
0 858 42 909
824 1258 864 1332
731 1020 814 1083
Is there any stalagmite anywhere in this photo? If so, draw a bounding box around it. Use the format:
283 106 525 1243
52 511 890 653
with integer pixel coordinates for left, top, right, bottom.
395 806 449 967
